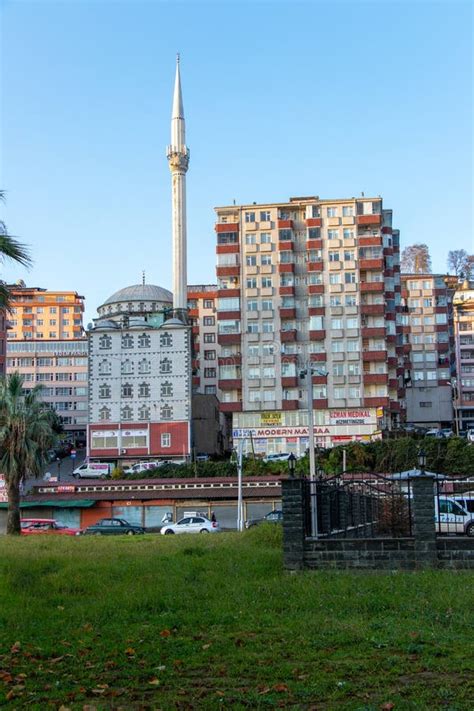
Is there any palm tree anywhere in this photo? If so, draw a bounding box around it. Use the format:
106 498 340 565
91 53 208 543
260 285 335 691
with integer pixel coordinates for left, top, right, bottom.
0 373 57 534
0 190 32 308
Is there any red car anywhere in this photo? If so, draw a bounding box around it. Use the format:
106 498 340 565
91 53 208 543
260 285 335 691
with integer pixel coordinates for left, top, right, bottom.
20 518 80 536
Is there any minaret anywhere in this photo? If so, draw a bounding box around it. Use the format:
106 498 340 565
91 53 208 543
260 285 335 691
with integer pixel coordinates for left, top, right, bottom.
167 54 190 316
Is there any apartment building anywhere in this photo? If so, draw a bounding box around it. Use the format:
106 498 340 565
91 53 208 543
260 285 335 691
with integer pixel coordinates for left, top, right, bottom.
453 280 474 432
6 339 88 439
400 274 455 427
187 285 219 396
215 195 403 455
7 283 84 340
0 308 6 375
5 284 87 439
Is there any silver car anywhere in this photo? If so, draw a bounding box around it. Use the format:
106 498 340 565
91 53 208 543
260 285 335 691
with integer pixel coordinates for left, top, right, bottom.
161 515 220 535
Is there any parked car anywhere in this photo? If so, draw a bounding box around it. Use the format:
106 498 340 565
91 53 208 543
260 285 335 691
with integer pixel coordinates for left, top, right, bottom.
245 510 283 529
73 462 112 479
80 518 145 535
127 461 162 474
467 429 474 444
440 428 454 438
161 515 219 535
21 518 80 536
425 429 444 439
195 454 210 462
263 453 293 463
436 498 474 536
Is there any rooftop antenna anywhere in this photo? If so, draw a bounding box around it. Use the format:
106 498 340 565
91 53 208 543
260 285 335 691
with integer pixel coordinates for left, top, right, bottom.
142 270 146 285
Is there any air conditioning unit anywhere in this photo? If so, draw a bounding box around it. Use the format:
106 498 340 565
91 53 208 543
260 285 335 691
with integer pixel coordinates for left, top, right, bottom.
120 449 127 454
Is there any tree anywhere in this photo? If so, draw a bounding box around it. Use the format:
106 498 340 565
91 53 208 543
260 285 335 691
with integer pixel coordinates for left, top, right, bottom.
401 244 432 274
0 190 32 308
0 373 57 534
447 249 474 280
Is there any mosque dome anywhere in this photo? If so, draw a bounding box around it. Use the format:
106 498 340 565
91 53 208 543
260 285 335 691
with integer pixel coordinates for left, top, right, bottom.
97 283 173 318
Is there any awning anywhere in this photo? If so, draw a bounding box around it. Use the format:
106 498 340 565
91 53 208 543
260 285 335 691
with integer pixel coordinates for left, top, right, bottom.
0 500 95 509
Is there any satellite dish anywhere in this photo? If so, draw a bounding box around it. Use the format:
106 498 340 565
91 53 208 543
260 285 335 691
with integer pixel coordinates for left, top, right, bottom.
87 322 93 330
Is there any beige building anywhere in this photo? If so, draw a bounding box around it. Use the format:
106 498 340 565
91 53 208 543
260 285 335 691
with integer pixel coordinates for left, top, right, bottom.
7 283 84 341
187 285 219 397
453 280 474 432
215 195 404 455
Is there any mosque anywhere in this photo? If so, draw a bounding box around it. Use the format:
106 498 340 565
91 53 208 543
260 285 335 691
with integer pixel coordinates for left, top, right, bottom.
87 59 196 461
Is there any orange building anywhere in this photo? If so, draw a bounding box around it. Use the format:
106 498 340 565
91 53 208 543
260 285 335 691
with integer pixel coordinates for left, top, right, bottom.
7 283 84 340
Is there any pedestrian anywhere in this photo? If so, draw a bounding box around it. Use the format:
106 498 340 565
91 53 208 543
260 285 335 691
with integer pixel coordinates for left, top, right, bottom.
211 512 216 523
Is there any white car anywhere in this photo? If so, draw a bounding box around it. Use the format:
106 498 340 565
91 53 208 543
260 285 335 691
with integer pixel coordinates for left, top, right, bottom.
436 497 474 536
127 461 161 474
161 515 220 535
72 462 111 479
263 453 293 463
467 430 474 443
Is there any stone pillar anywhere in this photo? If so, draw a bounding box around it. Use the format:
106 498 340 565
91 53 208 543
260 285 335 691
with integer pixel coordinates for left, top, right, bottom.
282 478 306 570
411 475 437 568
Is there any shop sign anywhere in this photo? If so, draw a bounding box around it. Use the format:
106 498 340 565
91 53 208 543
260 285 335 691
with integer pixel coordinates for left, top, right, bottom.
260 411 282 426
233 426 331 439
328 410 375 426
0 475 7 502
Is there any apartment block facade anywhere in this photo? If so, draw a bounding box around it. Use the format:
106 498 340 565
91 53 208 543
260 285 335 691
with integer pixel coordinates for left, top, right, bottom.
401 274 455 427
453 280 474 431
0 309 6 375
187 285 219 397
7 283 84 341
215 195 403 455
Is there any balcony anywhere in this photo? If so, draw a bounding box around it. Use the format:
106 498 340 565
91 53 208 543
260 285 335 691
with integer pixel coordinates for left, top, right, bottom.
306 218 322 227
360 304 384 316
216 244 239 254
216 265 240 277
363 373 388 385
192 325 200 335
359 235 383 247
218 379 242 390
307 239 323 250
218 333 241 345
282 399 299 410
309 330 325 340
360 282 384 293
282 376 298 388
220 402 242 413
313 399 328 408
308 261 324 271
310 353 326 362
361 327 386 339
278 219 294 229
357 214 382 226
279 286 295 296
192 376 200 386
278 241 294 251
280 307 296 319
360 258 384 270
215 222 239 233
280 329 297 342
363 396 389 407
217 288 240 298
308 307 325 316
308 285 324 294
363 350 387 362
278 263 294 273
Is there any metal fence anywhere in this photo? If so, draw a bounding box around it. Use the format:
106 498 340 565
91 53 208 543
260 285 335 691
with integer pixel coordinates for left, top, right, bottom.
303 473 413 539
435 478 474 537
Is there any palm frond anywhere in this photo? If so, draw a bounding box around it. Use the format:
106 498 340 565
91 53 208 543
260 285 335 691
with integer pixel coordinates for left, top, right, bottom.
0 234 32 268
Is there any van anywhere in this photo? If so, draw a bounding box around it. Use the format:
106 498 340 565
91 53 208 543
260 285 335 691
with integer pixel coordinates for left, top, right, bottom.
72 462 112 479
436 497 474 536
127 461 161 474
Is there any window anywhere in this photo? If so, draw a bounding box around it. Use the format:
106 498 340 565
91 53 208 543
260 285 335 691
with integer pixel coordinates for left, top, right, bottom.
139 405 151 420
329 251 340 262
218 297 240 311
247 300 258 311
49 332 57 338
345 295 357 306
245 233 256 245
347 340 359 352
62 320 69 326
204 350 216 360
420 402 432 408
161 433 171 448
262 277 272 288
99 360 111 376
263 366 275 378
204 299 214 309
205 385 217 395
344 250 355 261
161 381 173 397
138 333 151 348
348 363 360 376
49 307 57 314
217 232 238 245
99 335 112 350
204 367 216 378
121 405 133 420
346 318 358 329
246 255 257 266
261 254 272 266
308 227 320 239
328 229 339 240
329 274 341 285
160 332 172 347
260 210 271 221
331 341 344 353
436 313 447 325
246 278 257 289
331 318 343 329
245 211 255 223
262 299 273 311
260 233 271 243
203 316 215 326
99 384 111 398
262 321 274 333
160 404 173 420
334 387 345 399
204 333 215 343
330 296 342 307
342 206 353 216
158 358 170 374
122 383 133 398
327 207 337 217
247 323 259 334
345 272 356 284
121 359 134 375
309 295 323 307
343 229 354 240
249 390 261 402
99 406 111 421
349 387 360 399
263 344 274 356
333 364 344 376
278 229 292 241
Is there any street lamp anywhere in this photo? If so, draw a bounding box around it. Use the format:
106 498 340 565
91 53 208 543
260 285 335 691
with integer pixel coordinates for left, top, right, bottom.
299 363 328 537
288 452 296 478
56 457 62 482
418 449 426 474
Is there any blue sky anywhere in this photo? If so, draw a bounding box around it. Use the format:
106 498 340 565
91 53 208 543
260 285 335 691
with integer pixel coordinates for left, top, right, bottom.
1 0 472 324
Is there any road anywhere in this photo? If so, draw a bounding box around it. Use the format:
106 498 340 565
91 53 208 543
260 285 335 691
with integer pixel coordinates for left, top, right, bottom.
24 451 87 493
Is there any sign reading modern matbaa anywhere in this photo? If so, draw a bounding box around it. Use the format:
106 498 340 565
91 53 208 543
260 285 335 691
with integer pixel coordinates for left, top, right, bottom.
260 411 282 426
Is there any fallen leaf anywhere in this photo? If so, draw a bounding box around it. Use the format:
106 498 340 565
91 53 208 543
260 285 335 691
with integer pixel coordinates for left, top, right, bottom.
124 647 136 656
58 706 71 711
160 629 171 638
57 605 65 611
82 706 97 711
10 642 21 654
0 671 13 683
215 691 225 697
234 638 244 647
258 687 271 695
381 704 395 711
148 678 161 686
92 688 106 695
273 683 289 693
50 656 65 664
6 690 16 701
202 643 211 650
82 623 93 632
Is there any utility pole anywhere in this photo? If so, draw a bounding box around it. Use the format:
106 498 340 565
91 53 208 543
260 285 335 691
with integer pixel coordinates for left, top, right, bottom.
236 439 244 531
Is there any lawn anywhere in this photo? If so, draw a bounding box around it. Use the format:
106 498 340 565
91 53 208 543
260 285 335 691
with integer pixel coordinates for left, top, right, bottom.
0 527 473 710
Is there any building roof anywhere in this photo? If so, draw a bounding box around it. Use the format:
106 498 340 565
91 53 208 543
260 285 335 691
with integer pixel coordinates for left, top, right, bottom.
102 284 173 307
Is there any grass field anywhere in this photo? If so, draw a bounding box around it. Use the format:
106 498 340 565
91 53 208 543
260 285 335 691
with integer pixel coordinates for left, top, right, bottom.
0 527 473 710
